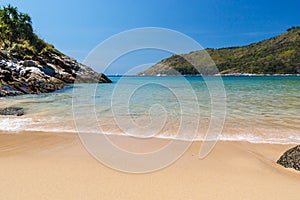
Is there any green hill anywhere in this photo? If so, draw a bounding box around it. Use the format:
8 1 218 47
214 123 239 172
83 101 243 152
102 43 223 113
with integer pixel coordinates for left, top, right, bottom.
139 27 300 75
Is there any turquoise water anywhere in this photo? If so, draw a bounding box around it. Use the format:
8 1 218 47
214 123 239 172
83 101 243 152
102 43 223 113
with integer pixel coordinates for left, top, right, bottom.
0 76 299 144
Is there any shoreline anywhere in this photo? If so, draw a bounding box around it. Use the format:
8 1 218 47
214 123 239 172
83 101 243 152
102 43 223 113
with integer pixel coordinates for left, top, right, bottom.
1 129 299 145
0 131 299 199
116 74 300 76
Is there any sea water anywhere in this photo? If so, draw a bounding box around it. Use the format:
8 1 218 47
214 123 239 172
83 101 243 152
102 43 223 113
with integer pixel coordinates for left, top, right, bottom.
0 76 299 144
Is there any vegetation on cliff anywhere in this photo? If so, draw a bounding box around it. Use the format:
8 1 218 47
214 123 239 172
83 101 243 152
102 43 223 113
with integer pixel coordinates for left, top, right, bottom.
0 4 61 60
0 5 111 97
139 27 300 75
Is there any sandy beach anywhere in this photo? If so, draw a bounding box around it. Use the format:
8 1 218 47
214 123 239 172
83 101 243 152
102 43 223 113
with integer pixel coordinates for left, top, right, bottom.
0 131 299 199
1 1 299 199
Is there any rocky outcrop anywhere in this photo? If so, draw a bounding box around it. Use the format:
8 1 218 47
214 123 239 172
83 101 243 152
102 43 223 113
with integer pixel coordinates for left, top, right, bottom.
0 52 111 97
277 145 300 171
0 107 24 116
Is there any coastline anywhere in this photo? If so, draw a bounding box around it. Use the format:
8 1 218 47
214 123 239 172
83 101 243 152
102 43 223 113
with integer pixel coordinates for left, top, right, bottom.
1 4 299 199
128 74 300 77
0 131 299 199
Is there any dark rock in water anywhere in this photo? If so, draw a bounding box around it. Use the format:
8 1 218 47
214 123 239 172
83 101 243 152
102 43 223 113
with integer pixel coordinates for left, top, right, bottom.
99 73 112 83
277 145 300 171
0 107 24 116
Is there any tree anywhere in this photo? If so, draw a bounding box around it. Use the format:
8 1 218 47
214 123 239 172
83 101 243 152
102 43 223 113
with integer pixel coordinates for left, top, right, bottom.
0 4 61 59
0 4 33 48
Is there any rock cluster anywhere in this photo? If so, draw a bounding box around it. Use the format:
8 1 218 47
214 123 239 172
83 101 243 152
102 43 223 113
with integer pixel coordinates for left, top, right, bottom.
277 145 300 171
0 52 111 97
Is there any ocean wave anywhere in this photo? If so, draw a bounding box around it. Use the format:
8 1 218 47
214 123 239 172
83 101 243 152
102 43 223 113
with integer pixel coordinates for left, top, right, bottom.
0 117 37 132
1 124 299 144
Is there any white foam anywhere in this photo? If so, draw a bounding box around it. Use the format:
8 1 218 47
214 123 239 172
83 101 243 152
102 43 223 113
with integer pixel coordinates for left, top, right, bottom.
0 118 34 131
1 119 300 144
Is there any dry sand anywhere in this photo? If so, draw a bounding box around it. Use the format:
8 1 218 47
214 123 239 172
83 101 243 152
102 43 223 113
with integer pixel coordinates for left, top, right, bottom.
0 131 299 199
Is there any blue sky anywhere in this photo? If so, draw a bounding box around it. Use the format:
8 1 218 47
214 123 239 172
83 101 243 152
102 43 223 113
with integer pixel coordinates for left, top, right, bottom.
1 0 300 74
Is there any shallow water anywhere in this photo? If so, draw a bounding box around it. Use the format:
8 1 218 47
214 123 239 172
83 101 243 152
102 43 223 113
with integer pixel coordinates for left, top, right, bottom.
0 76 299 144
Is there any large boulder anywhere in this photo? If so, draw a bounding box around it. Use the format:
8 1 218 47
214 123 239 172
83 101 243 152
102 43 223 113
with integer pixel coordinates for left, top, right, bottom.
277 145 300 171
0 83 23 96
22 60 37 67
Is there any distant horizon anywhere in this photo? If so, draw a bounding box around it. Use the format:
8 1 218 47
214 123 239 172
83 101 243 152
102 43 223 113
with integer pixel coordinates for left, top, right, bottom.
1 0 299 74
